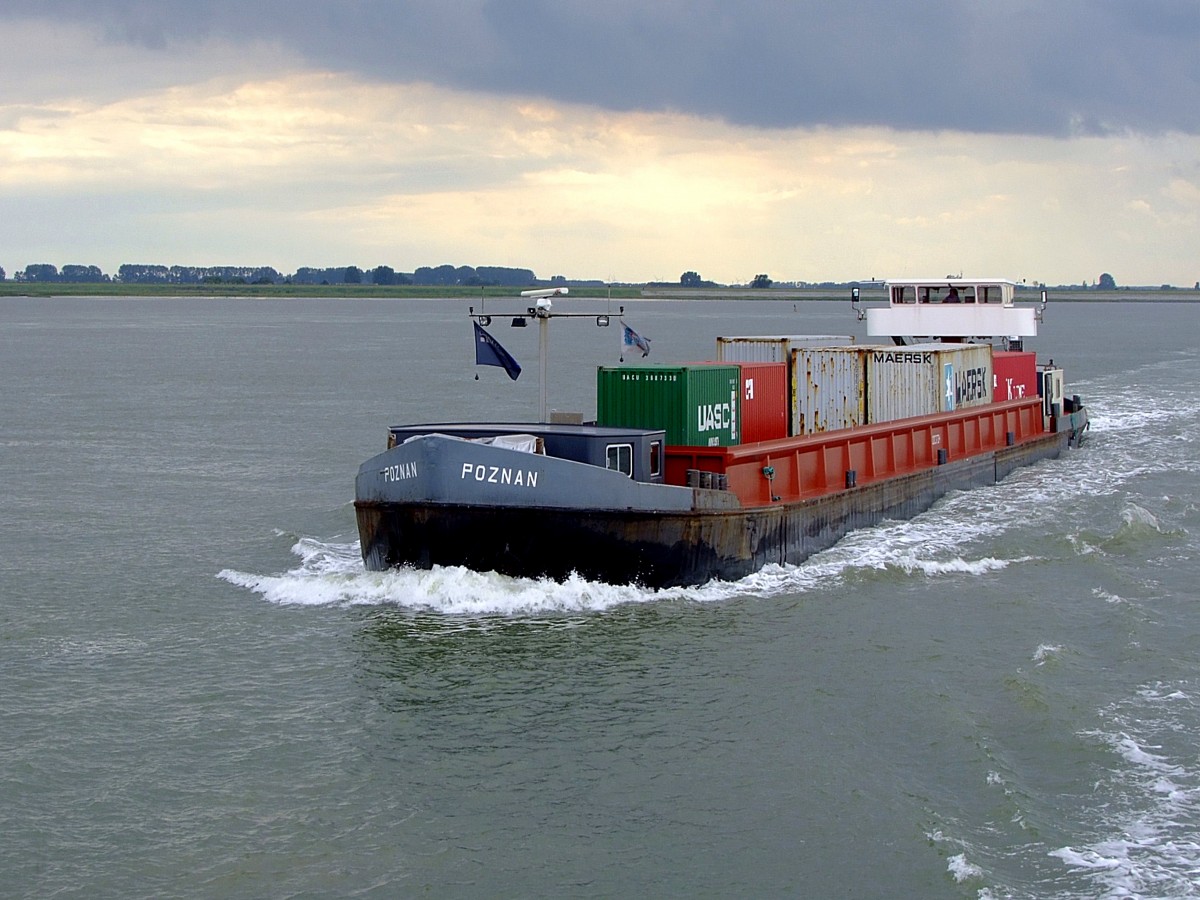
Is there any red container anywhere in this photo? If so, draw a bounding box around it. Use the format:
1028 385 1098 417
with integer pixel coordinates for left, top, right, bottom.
992 351 1038 403
735 361 789 442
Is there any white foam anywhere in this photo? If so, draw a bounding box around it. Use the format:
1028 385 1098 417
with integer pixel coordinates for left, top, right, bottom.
1109 734 1182 775
1050 683 1200 898
1033 643 1064 665
220 479 1051 614
219 536 809 613
1082 354 1200 438
947 853 984 882
1040 370 1200 525
1048 845 1123 870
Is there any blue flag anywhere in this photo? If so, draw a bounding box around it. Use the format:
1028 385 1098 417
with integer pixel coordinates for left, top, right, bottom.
621 320 650 359
473 320 521 380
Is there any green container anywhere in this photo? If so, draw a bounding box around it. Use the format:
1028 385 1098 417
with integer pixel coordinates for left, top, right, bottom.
596 364 741 446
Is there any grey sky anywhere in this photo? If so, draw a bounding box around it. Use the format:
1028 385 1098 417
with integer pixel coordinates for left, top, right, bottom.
10 0 1200 135
3 1 1197 284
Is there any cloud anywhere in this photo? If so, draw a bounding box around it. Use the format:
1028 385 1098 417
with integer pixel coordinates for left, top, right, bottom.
2 58 1197 284
5 1 1200 136
0 17 296 107
1 5 1197 285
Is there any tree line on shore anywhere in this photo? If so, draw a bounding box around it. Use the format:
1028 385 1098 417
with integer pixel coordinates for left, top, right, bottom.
2 262 1196 292
0 261 783 289
0 262 601 288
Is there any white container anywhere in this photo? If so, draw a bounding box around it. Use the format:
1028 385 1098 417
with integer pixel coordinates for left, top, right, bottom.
864 342 993 423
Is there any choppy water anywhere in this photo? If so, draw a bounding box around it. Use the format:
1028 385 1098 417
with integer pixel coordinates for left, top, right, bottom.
3 295 1200 898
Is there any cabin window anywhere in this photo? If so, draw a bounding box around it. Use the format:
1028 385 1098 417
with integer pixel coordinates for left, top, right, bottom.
649 440 662 477
978 285 1001 304
606 443 634 477
892 285 916 304
962 286 977 303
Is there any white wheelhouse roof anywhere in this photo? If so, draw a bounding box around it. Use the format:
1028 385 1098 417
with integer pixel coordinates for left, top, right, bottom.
867 277 1036 338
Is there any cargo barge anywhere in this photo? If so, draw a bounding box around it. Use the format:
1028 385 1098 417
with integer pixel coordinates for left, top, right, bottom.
355 279 1089 588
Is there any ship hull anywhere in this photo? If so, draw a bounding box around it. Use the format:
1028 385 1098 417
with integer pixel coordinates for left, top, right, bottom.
355 429 1071 589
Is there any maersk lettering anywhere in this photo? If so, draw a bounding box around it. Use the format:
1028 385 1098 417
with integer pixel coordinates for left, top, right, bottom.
954 366 989 404
873 351 935 365
460 462 539 488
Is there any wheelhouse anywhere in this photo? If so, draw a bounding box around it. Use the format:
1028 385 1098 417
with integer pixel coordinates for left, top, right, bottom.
887 278 1016 306
860 277 1041 342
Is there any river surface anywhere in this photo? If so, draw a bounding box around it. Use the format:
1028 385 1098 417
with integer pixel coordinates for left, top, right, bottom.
3 295 1200 898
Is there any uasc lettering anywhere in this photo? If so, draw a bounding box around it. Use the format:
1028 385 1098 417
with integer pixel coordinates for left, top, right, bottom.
460 462 539 488
697 402 731 432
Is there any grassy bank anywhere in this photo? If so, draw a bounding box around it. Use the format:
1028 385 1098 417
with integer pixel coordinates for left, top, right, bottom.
0 282 644 300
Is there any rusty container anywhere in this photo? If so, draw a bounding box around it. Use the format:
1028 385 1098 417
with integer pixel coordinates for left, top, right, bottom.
789 346 872 435
716 334 857 363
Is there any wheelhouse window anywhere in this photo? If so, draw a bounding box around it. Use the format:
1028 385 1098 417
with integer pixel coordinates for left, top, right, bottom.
649 440 662 477
606 443 634 477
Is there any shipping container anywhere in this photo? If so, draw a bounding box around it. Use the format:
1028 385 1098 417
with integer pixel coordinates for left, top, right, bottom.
717 334 857 363
596 364 741 446
864 342 994 423
720 336 859 437
735 361 789 442
682 360 789 442
992 350 1038 403
789 346 872 435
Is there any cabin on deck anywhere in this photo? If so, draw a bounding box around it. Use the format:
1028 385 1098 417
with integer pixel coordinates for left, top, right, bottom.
862 277 1041 345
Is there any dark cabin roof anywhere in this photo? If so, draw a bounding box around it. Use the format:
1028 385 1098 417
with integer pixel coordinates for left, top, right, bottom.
387 422 665 439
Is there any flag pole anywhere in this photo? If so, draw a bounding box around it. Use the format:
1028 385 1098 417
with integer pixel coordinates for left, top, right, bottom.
539 310 549 422
470 288 624 420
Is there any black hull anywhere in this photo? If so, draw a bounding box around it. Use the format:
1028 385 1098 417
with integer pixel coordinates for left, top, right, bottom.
355 431 1070 589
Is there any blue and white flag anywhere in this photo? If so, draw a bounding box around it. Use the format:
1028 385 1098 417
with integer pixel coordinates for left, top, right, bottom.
473 320 521 380
620 320 650 360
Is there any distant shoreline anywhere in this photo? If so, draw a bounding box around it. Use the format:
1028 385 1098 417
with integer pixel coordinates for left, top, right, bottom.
0 282 1196 302
0 283 640 300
